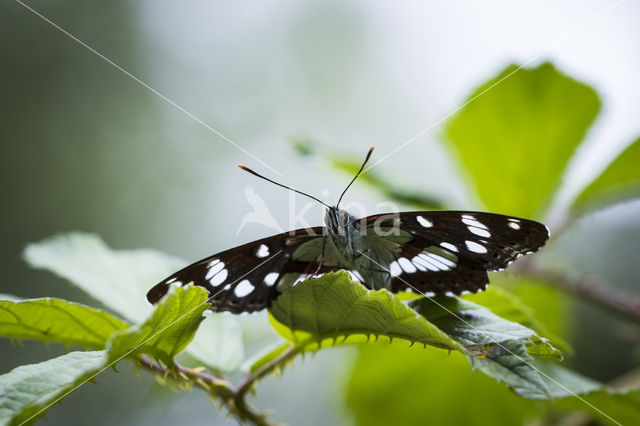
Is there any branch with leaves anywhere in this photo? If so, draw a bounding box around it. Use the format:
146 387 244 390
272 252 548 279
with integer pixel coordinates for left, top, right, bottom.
3 62 640 426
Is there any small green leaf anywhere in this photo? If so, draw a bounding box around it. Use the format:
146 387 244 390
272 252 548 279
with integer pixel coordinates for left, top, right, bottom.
572 137 640 213
445 62 601 217
0 298 128 348
268 271 464 352
0 351 107 426
107 285 209 365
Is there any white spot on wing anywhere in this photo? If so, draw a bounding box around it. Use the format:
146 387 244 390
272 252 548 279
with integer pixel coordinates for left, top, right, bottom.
413 254 439 271
398 257 417 273
427 253 456 269
411 259 428 271
256 244 269 258
416 215 433 228
509 222 521 230
440 242 458 252
508 218 520 223
206 261 225 279
234 279 254 297
468 226 491 238
465 240 487 254
210 268 228 286
264 272 279 286
166 277 177 284
462 217 488 230
389 261 402 277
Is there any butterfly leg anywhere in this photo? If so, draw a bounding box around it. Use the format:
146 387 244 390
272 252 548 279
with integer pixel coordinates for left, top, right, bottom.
313 233 328 276
358 248 391 290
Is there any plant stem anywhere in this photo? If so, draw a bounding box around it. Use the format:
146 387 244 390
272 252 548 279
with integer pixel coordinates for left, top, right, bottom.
137 356 276 426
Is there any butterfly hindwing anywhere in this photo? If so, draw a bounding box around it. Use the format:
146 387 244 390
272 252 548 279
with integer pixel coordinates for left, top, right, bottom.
361 211 549 295
146 227 325 313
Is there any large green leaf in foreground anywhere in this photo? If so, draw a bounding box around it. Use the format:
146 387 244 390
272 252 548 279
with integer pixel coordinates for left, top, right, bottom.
572 136 640 213
269 272 556 398
23 233 244 372
269 272 464 352
0 298 128 348
0 351 107 426
445 62 600 218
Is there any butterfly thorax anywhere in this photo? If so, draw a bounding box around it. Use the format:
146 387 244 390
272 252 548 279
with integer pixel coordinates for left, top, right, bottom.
324 207 364 260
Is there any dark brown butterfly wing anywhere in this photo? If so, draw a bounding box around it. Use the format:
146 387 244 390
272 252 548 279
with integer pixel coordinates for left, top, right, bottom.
362 211 549 295
147 227 327 313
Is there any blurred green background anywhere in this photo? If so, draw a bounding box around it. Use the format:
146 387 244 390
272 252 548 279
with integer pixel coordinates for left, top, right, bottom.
1 1 639 425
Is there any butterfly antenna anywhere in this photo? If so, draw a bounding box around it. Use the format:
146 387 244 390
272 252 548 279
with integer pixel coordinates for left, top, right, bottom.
336 146 375 208
238 164 331 208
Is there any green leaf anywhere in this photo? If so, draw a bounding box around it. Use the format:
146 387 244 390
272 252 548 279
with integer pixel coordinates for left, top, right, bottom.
0 351 107 426
0 298 128 348
410 296 560 358
268 271 465 352
445 62 601 218
23 233 245 372
572 137 640 213
107 285 209 365
410 296 557 398
23 232 185 323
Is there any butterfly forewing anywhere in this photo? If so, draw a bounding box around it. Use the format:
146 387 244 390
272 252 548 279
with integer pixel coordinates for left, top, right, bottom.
147 227 325 313
361 211 549 295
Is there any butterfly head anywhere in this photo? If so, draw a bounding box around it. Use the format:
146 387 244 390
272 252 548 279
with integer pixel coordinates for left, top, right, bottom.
325 206 355 236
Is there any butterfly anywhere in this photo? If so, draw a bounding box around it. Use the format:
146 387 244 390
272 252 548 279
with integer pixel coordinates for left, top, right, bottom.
147 147 549 314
